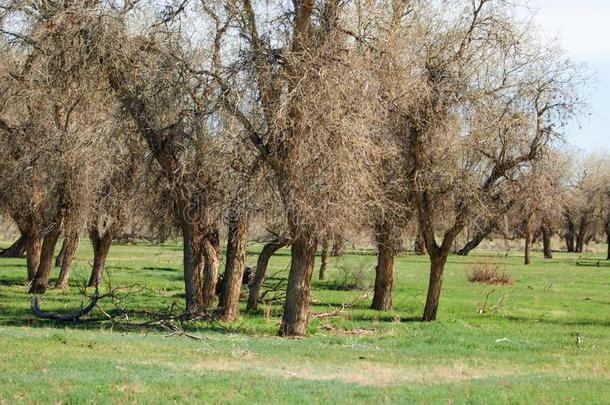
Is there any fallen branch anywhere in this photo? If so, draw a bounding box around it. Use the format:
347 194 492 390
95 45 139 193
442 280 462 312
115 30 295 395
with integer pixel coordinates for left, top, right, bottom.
30 289 110 322
30 284 143 323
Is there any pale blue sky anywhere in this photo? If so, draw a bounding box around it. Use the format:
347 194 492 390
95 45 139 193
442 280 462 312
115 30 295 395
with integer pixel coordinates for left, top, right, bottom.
529 0 609 152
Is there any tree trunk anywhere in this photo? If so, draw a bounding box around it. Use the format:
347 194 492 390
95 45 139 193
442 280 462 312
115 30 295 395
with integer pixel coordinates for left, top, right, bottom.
604 221 610 260
575 218 587 253
565 233 575 252
565 214 575 252
606 226 610 261
25 235 42 282
247 239 288 312
541 224 552 259
202 235 219 309
422 252 449 322
55 237 67 268
55 233 80 289
331 236 344 257
0 235 27 258
180 220 206 315
279 234 317 337
371 236 394 311
318 239 330 281
218 214 249 322
29 229 62 294
457 224 493 256
414 226 426 255
524 221 531 265
87 231 112 287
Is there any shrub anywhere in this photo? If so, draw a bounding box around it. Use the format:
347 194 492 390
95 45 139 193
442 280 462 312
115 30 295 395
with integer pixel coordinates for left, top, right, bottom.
331 261 371 291
467 261 512 286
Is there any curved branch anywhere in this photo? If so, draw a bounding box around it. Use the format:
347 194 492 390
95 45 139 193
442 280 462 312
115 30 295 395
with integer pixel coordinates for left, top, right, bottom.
30 292 104 322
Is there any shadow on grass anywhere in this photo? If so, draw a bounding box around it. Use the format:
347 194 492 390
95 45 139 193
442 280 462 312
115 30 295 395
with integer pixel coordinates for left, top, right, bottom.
142 266 179 272
0 279 28 287
502 315 610 328
345 314 422 323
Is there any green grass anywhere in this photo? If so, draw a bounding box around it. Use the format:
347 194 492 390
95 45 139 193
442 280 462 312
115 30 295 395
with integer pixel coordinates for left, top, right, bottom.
0 240 609 404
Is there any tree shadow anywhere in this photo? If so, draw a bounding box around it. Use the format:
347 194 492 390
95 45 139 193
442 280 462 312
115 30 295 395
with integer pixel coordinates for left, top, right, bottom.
502 314 610 328
345 313 422 323
0 262 27 269
142 266 179 272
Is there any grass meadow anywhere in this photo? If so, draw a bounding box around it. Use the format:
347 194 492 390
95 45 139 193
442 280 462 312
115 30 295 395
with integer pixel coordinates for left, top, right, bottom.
0 240 608 404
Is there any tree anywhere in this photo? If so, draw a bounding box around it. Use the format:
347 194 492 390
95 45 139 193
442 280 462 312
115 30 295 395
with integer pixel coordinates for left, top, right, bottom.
0 1 114 291
207 0 380 335
362 0 586 320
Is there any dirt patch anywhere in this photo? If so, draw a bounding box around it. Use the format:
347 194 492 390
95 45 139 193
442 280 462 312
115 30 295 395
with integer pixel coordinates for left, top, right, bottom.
181 358 521 387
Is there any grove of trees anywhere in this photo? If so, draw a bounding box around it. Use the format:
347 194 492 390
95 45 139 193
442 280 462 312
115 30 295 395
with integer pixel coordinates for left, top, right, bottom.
0 0 605 336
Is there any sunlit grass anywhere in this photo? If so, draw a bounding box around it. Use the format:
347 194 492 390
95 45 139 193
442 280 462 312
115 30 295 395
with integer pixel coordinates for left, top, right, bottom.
0 240 608 404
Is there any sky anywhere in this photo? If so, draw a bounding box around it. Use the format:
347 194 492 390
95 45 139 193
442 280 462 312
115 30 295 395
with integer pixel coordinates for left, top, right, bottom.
527 0 609 152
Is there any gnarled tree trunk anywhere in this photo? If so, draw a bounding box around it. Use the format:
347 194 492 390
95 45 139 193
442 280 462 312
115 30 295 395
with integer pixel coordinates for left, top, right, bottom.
202 231 220 309
279 234 317 337
0 235 27 258
247 239 289 312
371 239 394 311
55 232 80 289
179 219 206 315
29 229 62 294
87 231 112 287
25 235 42 282
422 252 450 322
318 239 330 281
55 237 67 268
218 213 249 322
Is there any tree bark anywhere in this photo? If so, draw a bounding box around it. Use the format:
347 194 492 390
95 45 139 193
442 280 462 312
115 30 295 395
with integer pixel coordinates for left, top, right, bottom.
318 239 330 280
218 214 249 322
202 233 219 309
524 220 531 265
541 223 552 259
180 220 206 315
422 252 449 322
279 234 317 337
25 235 42 282
55 237 67 268
29 229 62 294
371 235 394 311
87 231 112 287
247 239 289 312
55 233 80 289
0 235 27 258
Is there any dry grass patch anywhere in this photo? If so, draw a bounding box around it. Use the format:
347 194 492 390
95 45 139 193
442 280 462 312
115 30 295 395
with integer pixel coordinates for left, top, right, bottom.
468 261 513 286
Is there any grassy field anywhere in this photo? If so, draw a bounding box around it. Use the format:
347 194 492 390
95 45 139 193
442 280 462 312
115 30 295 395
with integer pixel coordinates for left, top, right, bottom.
0 240 609 404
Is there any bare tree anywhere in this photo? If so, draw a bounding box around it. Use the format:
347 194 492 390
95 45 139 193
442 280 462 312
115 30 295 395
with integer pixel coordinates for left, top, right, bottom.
357 0 587 320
